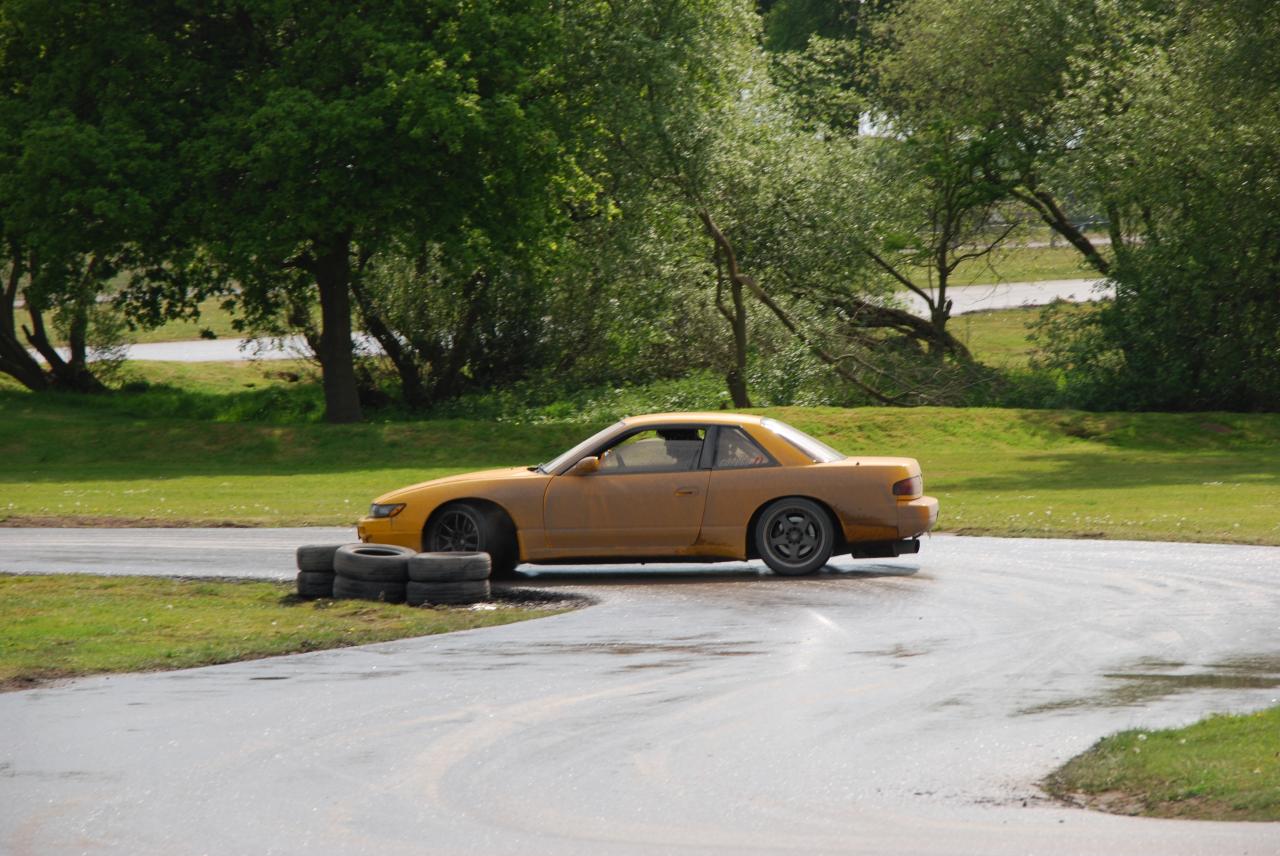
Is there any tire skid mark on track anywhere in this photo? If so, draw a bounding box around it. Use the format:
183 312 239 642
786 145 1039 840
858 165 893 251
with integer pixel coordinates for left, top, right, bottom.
3 534 1280 855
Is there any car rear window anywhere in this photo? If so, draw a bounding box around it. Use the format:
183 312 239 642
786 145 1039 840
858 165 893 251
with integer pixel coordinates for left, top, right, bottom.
760 418 845 463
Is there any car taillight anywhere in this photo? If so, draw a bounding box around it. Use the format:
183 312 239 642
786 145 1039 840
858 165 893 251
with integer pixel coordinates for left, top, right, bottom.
893 475 922 497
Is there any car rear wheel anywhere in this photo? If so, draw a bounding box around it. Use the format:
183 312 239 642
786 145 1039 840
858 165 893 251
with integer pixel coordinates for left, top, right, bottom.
755 497 835 576
425 502 518 578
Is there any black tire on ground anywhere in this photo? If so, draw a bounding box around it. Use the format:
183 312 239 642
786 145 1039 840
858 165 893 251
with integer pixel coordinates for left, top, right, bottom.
333 543 415 582
296 571 335 599
407 552 491 583
406 579 491 606
754 497 835 576
332 575 407 604
296 544 345 573
424 502 519 578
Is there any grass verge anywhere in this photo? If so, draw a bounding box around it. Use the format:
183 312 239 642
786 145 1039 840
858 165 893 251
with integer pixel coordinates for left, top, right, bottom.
0 573 573 690
1044 708 1280 821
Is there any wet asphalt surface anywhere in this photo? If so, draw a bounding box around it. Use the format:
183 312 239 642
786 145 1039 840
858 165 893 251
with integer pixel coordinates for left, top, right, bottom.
2 531 1279 854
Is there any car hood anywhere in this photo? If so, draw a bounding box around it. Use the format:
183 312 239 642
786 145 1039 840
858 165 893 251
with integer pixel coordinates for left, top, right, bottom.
374 467 538 503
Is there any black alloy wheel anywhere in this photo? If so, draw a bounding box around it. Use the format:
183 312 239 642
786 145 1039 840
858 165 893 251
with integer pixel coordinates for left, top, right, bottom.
756 497 835 576
426 502 519 577
429 506 482 552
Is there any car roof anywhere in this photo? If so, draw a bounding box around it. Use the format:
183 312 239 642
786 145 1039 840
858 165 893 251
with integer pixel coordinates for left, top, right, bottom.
620 412 767 428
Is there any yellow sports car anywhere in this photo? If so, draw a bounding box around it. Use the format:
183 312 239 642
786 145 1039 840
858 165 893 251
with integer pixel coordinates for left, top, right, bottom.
358 412 938 576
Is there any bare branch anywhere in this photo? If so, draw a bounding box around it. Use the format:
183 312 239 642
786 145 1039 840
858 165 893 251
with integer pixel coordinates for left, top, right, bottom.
698 208 915 405
864 247 934 308
1010 187 1111 276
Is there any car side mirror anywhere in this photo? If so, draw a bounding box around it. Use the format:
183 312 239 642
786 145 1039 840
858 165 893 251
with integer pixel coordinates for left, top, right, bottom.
567 456 600 476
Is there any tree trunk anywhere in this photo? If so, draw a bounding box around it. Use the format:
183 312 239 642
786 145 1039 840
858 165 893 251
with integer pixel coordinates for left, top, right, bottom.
726 276 751 407
429 272 486 401
0 258 51 391
713 244 752 408
831 295 973 362
21 297 103 393
349 275 427 409
56 287 104 392
309 236 363 423
699 209 907 406
930 243 954 356
1013 186 1111 276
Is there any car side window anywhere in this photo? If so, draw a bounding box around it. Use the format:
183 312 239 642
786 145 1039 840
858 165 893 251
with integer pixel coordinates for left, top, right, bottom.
714 426 771 469
599 428 706 474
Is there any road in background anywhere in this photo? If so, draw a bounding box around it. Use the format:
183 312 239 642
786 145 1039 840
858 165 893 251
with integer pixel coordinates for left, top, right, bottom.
3 533 1278 854
902 277 1110 317
27 278 1108 363
0 526 353 578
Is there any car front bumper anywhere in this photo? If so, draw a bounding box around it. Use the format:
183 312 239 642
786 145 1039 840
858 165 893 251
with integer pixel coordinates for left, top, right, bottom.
355 516 419 551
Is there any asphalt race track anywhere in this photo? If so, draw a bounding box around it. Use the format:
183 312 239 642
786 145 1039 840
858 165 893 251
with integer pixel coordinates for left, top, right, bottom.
2 532 1278 854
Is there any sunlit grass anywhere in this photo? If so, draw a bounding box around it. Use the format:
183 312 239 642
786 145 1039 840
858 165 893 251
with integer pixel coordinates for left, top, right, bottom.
1045 708 1280 821
909 244 1099 287
2 391 1276 544
0 573 568 688
953 306 1044 367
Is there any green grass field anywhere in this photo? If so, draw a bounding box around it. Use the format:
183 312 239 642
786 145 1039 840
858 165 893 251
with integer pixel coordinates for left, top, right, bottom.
4 363 1277 812
1044 708 1280 821
952 306 1045 367
2 391 1276 544
0 574 568 688
913 244 1099 287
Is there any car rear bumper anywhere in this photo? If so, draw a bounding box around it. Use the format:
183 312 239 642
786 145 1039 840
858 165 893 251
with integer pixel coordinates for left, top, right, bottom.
898 495 939 537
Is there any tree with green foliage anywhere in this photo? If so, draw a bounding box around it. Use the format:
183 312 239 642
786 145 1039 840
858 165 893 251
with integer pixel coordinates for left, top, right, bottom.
168 1 591 422
872 0 1112 275
761 0 1006 357
582 0 933 406
1035 0 1280 411
0 0 204 392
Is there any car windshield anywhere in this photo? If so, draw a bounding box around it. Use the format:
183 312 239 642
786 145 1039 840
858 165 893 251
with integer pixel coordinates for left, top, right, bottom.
538 422 624 474
760 417 845 463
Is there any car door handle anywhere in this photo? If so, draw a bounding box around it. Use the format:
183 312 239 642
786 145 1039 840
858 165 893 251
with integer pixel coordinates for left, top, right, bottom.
675 487 699 496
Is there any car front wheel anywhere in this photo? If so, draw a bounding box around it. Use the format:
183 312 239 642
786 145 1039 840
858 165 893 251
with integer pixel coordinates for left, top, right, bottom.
755 497 835 576
425 502 518 578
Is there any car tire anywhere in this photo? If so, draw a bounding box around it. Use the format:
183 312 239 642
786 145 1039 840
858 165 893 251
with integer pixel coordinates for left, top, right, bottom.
333 544 414 582
755 497 835 576
408 552 492 583
296 544 344 573
332 575 407 604
296 570 334 599
406 580 491 606
424 503 519 578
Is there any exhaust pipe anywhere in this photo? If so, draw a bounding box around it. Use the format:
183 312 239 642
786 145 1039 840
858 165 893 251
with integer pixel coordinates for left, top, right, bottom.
850 538 920 559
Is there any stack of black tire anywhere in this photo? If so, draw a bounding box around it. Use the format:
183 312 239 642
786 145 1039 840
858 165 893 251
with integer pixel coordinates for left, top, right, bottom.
295 544 341 598
294 543 491 606
407 552 490 605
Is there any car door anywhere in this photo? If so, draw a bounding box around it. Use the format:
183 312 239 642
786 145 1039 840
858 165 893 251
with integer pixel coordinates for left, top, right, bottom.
543 425 711 552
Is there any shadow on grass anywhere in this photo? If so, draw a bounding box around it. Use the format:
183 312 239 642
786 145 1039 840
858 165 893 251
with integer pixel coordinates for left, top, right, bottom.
0 392 599 483
1014 409 1280 452
952 450 1279 492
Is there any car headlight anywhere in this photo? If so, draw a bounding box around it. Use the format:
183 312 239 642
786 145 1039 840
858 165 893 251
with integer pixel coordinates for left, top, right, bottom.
368 502 406 519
